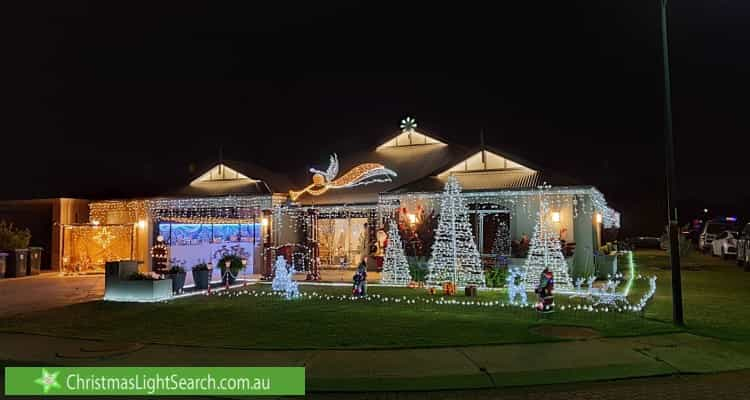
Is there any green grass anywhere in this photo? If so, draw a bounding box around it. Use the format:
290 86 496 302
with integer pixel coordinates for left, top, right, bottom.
3 249 743 349
633 249 750 341
0 257 681 349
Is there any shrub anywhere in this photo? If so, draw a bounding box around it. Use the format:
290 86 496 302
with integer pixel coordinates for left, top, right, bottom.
0 221 31 250
407 256 429 282
485 267 508 288
218 254 243 273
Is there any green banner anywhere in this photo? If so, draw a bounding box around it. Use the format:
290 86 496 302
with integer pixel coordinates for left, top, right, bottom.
4 367 305 396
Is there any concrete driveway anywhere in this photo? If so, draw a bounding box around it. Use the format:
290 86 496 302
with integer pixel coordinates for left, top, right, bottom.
0 273 103 318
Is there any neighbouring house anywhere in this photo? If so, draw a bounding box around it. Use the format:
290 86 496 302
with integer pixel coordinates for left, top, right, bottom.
4 120 619 285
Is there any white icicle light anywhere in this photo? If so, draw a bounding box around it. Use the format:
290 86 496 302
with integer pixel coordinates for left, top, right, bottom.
380 219 413 286
426 175 486 287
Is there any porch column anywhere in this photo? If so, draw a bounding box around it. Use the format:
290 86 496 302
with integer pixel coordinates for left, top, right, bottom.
570 195 595 279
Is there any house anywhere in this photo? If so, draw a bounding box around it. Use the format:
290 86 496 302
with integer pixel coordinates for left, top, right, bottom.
25 119 619 284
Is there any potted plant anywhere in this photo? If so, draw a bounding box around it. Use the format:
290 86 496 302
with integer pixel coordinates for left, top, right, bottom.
218 254 243 285
192 262 210 290
0 221 31 278
166 258 187 294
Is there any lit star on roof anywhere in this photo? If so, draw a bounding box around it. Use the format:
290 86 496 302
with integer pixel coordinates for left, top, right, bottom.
400 117 417 133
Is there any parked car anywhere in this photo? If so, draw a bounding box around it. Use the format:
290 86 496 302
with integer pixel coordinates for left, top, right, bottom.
737 223 750 266
711 230 738 259
699 220 738 253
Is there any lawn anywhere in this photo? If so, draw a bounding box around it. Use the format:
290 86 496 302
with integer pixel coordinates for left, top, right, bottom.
0 252 688 349
1 249 741 349
633 249 750 341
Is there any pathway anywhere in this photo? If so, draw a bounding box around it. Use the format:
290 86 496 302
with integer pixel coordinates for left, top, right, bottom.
1 331 749 393
0 273 103 318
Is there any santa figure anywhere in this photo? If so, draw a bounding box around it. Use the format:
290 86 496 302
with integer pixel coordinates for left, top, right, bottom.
535 267 555 313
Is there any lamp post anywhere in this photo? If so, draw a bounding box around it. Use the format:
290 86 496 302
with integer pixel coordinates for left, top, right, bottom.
660 0 684 326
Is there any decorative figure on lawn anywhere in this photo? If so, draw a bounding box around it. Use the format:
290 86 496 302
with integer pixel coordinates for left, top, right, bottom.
352 259 368 297
289 154 397 201
284 264 300 299
506 267 528 305
272 256 291 292
535 267 555 313
272 256 299 299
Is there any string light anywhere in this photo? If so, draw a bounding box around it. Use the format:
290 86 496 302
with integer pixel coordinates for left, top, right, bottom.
271 256 300 299
522 185 573 290
290 153 397 201
380 219 412 286
426 175 486 288
208 278 658 314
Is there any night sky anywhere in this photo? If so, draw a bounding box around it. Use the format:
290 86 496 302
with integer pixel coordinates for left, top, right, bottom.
3 1 749 236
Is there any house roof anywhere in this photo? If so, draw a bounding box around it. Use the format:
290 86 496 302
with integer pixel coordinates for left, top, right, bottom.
166 160 294 197
289 131 580 204
387 144 582 194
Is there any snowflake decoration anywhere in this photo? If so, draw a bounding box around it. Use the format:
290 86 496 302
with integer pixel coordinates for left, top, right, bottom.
400 117 417 133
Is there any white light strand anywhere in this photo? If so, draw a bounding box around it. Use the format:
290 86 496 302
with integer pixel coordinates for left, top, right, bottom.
426 175 486 288
270 256 300 299
208 277 658 314
523 185 573 290
380 219 412 286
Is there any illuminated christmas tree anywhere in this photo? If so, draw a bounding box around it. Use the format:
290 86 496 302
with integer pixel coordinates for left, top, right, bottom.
491 220 511 256
271 256 300 299
381 220 412 285
426 175 485 287
523 185 573 290
272 256 291 292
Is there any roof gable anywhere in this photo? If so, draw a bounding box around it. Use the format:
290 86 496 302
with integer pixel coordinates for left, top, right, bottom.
438 149 535 177
376 117 446 150
191 163 253 184
376 129 446 149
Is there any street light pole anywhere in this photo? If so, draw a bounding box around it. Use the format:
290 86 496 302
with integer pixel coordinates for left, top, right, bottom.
659 0 684 326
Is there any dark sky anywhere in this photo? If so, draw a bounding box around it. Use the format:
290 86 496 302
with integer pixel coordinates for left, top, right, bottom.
2 1 749 236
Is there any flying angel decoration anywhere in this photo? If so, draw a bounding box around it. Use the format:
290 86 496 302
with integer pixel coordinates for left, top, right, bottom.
289 153 397 201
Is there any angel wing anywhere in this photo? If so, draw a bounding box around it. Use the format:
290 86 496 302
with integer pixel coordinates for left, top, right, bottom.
326 154 339 181
309 153 339 182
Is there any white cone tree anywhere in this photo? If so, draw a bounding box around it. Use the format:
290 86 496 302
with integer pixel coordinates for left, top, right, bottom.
272 256 291 292
380 220 412 285
426 175 486 287
522 186 573 290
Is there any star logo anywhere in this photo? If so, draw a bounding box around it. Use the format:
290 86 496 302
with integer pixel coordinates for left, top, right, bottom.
34 368 61 394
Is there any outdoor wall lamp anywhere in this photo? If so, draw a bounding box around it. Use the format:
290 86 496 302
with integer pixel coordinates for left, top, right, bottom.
551 211 561 222
407 213 418 226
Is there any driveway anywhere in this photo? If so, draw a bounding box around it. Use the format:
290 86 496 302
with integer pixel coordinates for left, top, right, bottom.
0 273 103 318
